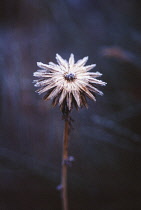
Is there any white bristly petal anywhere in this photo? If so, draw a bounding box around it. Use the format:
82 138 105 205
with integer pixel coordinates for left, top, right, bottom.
69 53 75 66
87 84 104 96
87 71 102 77
85 88 96 101
34 77 56 87
77 72 102 78
47 86 62 99
34 79 50 87
56 54 68 69
37 83 56 94
33 72 53 78
72 90 80 107
37 62 50 70
75 56 88 67
49 62 56 66
59 89 67 104
85 64 96 71
89 78 107 86
37 69 47 73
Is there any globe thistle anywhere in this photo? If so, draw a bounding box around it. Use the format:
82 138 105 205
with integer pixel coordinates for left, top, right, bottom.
33 54 106 113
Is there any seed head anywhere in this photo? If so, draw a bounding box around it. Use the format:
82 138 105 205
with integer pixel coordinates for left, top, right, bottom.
33 54 106 113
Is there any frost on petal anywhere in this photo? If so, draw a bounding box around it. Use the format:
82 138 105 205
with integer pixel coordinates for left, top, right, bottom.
56 54 68 69
72 90 80 107
69 54 75 67
33 72 53 78
37 83 56 94
87 71 102 77
52 93 61 107
43 88 55 100
89 78 107 86
85 88 96 101
34 79 50 87
87 83 104 96
47 86 62 100
46 65 62 72
59 89 67 105
85 64 96 71
49 61 57 66
37 62 50 70
75 56 88 67
37 69 47 73
80 92 88 108
66 92 72 110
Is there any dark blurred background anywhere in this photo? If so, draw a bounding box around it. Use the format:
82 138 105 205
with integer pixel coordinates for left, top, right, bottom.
1 0 141 209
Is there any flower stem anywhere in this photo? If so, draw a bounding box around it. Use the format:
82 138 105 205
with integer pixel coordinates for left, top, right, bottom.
61 116 69 210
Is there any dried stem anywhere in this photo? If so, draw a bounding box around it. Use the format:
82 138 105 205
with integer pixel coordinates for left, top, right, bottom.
61 113 70 210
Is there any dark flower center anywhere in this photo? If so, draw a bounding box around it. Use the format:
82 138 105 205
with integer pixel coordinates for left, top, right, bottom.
64 73 75 81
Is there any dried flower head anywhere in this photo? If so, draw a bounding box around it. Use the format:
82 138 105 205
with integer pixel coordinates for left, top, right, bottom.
33 54 106 113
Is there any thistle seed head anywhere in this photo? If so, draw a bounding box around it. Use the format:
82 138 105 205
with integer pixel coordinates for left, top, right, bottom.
33 53 107 113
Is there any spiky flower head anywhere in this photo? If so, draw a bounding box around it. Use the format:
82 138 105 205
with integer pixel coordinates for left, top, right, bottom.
33 54 106 113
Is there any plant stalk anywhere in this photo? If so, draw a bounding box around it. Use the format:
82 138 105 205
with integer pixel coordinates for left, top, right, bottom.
61 117 69 210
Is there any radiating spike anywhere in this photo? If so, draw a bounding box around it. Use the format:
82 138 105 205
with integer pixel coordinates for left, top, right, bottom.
47 86 62 99
87 84 104 96
72 90 80 107
37 62 50 70
43 88 55 100
89 78 107 86
76 56 88 67
33 72 53 78
71 94 79 110
59 89 67 105
85 64 96 71
80 93 88 108
52 93 61 106
87 71 102 77
85 88 96 101
37 83 56 94
69 54 75 67
56 54 68 68
34 79 51 87
77 72 100 76
37 69 47 73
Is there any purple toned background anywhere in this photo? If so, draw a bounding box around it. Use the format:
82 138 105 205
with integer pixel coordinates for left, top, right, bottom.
1 0 141 209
